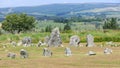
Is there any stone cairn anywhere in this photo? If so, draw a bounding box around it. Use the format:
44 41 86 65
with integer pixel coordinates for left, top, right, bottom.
69 35 80 47
47 27 62 47
86 34 94 47
22 37 32 47
20 49 28 58
43 48 52 56
65 47 72 56
104 48 112 54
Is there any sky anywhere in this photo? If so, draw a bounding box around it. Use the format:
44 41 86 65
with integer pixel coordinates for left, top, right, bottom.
0 0 120 8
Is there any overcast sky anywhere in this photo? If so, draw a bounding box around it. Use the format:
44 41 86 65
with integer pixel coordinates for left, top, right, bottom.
0 0 120 8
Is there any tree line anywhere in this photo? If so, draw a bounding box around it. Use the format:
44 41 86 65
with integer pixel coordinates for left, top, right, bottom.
1 13 119 34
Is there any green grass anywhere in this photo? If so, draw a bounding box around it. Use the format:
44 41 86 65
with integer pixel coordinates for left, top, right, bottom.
0 30 120 43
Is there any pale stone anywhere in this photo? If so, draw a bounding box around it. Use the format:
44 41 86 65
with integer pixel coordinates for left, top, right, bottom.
48 27 62 47
86 34 94 47
69 35 80 47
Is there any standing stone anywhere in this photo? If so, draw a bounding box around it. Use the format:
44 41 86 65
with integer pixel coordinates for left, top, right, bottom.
48 27 62 47
22 37 32 47
104 48 112 54
65 47 72 56
86 34 94 47
43 48 52 56
20 49 28 58
7 52 16 59
69 35 80 47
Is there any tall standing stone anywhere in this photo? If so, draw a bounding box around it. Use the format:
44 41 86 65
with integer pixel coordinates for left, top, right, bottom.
48 27 62 47
69 35 80 47
86 34 94 47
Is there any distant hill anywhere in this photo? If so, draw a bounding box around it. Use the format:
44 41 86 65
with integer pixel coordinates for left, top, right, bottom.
0 3 120 21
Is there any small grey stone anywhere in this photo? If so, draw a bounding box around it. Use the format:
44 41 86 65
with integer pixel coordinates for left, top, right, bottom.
22 37 32 47
11 41 17 47
20 49 28 58
104 48 112 54
7 52 16 59
87 51 96 56
65 47 72 56
37 41 42 47
43 48 52 56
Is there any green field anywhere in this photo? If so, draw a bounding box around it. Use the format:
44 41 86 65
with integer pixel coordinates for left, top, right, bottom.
0 30 120 43
0 3 120 68
0 27 120 68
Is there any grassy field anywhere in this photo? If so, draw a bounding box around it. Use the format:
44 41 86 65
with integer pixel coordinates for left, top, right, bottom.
0 43 120 68
0 30 120 68
35 20 97 32
0 30 120 43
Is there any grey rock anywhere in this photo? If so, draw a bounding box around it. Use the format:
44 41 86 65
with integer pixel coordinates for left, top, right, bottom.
11 41 17 47
86 34 94 47
87 51 96 56
69 35 80 47
104 48 112 54
65 47 72 56
48 27 62 47
43 48 52 56
7 52 16 59
37 41 42 47
20 49 28 58
22 37 32 47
